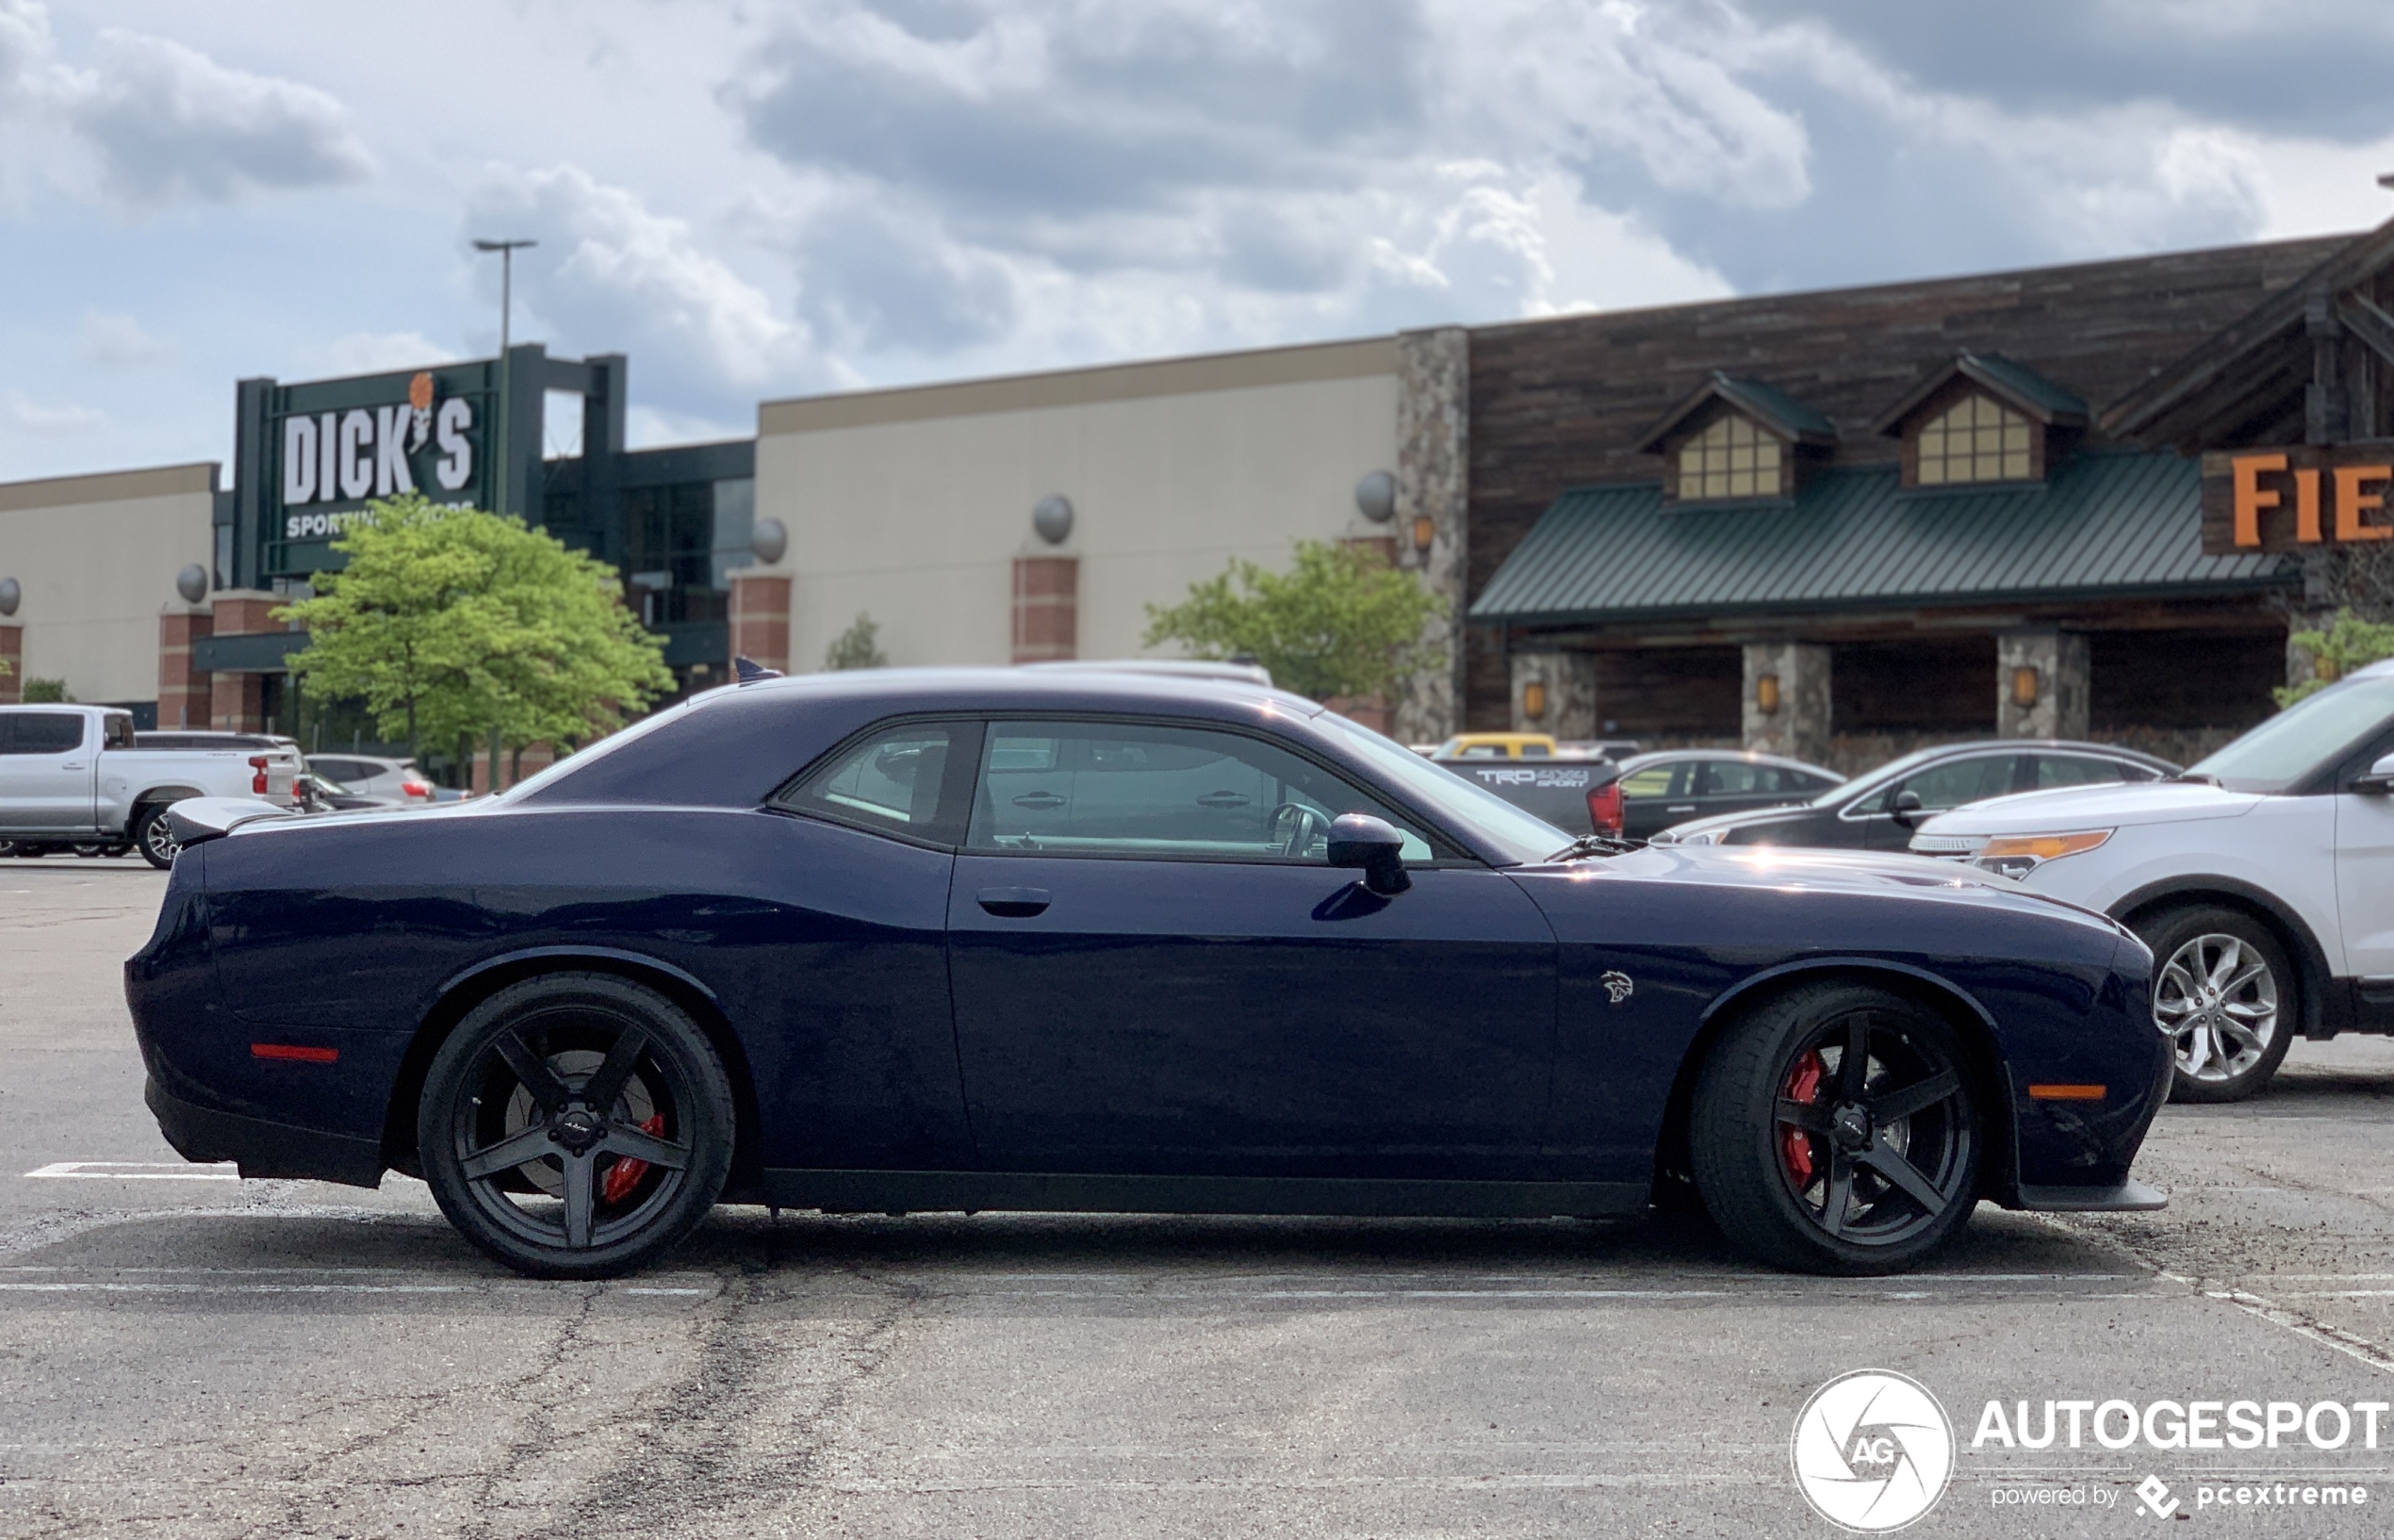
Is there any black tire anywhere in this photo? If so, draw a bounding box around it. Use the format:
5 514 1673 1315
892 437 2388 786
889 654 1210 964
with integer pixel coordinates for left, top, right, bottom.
131 806 179 870
418 973 735 1279
2136 905 2295 1104
1689 981 1981 1275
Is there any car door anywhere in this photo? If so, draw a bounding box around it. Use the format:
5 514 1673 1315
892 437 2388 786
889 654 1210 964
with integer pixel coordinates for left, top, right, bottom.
1695 759 1806 821
946 716 1559 1182
2335 723 2394 993
0 712 98 832
1856 752 2027 850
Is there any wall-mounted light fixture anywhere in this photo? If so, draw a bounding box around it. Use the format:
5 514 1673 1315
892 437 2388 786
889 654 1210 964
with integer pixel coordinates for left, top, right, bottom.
2010 664 2041 710
1354 469 1397 524
1522 680 1548 719
1411 516 1435 552
1755 672 1781 714
750 517 788 565
0 577 18 616
2319 657 2342 683
175 565 208 605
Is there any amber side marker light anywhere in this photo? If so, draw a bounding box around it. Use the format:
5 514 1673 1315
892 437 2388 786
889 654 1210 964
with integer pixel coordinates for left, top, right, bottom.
2026 1084 2107 1101
251 1043 338 1064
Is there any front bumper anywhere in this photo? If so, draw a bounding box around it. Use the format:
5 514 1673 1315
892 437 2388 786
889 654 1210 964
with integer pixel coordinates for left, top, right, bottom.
145 1075 384 1188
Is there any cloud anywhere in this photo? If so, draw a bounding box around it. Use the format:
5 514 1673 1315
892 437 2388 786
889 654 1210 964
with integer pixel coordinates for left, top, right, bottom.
78 310 174 368
0 6 371 212
5 389 105 434
466 164 805 403
315 331 451 376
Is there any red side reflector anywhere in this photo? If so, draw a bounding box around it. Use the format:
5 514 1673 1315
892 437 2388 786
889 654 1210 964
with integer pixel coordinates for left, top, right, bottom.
252 1043 338 1064
2027 1083 2106 1101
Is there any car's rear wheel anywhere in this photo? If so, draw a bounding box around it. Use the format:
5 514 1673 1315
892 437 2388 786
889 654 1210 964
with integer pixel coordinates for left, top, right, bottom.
2138 906 2293 1104
418 974 735 1279
131 806 178 869
1690 981 1980 1274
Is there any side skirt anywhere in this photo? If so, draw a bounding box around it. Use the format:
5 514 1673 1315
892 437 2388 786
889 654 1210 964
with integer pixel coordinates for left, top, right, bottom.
759 1169 1648 1221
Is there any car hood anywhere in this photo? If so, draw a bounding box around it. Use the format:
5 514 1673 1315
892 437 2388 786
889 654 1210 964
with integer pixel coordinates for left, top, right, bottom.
1538 841 2113 924
1916 778 2262 837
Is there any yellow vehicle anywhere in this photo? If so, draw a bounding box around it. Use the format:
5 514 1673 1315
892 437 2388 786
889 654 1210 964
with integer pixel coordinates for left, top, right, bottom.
1433 732 1560 760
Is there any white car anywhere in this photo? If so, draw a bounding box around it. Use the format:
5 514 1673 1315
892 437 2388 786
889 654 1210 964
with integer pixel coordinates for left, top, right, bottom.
303 753 435 803
1911 660 2394 1102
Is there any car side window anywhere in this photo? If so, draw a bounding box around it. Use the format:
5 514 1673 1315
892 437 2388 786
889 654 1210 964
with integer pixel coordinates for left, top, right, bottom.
1898 755 2023 811
0 713 85 756
780 721 975 845
967 719 1435 863
2034 755 2129 790
1618 765 1681 799
103 713 136 750
1699 761 1783 796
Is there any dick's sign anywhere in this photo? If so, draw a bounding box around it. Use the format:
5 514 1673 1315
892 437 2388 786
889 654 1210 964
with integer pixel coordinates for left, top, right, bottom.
2202 446 2394 553
272 368 488 542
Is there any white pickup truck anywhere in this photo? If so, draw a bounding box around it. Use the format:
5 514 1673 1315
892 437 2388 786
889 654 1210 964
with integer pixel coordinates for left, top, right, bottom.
0 705 302 868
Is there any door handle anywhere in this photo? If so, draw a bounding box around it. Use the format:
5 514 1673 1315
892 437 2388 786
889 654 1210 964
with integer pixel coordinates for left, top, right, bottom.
1666 804 1696 813
976 886 1052 918
1011 792 1065 810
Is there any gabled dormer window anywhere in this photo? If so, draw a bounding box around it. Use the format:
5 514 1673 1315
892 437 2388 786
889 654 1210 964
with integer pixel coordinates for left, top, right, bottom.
1915 394 2034 485
1637 372 1834 504
1678 413 1784 500
1874 352 2087 491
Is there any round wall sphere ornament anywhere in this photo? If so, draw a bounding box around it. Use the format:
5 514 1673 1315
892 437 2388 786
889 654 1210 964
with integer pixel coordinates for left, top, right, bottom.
1353 469 1397 523
174 565 208 605
0 577 17 616
750 516 788 565
1033 494 1074 546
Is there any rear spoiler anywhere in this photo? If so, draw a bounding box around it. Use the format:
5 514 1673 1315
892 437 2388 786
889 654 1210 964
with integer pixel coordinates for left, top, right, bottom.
163 796 301 850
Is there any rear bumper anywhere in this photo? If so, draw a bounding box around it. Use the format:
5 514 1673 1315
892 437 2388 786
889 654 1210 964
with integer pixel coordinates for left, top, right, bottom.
2011 1177 2168 1213
145 1075 384 1188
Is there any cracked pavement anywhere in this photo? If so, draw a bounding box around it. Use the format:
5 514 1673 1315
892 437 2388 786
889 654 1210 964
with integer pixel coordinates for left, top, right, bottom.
9 862 2394 1535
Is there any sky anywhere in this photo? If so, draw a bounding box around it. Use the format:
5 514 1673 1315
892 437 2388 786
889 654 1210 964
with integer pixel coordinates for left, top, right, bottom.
7 0 2394 482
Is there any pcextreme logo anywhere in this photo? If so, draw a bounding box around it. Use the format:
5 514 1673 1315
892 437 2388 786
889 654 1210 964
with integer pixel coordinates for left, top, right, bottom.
1792 1369 1956 1532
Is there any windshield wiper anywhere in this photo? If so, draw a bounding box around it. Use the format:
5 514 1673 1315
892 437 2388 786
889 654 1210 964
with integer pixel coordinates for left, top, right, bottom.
1548 832 1642 862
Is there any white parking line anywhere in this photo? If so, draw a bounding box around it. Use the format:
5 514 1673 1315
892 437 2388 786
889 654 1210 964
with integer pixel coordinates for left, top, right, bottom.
24 1161 237 1180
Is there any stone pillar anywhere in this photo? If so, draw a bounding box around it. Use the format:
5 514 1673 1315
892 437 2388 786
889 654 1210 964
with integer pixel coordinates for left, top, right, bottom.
1509 649 1599 739
0 622 19 706
728 573 792 675
1011 556 1077 664
158 606 213 729
1393 326 1468 745
1996 629 2091 740
1743 641 1830 763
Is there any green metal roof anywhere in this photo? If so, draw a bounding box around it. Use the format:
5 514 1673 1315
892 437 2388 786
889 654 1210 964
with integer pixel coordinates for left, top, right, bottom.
1470 451 2297 625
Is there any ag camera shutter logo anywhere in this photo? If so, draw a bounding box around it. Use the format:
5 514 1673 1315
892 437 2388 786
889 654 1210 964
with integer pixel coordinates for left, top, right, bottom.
1791 1369 1954 1532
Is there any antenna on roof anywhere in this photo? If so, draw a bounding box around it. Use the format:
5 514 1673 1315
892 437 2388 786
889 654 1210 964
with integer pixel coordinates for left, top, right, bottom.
733 656 783 684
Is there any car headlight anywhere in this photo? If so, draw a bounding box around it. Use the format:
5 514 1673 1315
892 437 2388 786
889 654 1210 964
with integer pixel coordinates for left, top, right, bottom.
1971 829 2112 879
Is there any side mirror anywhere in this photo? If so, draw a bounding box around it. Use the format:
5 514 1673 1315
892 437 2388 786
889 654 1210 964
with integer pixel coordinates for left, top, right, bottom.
1891 789 1927 827
1326 812 1412 895
2356 752 2394 795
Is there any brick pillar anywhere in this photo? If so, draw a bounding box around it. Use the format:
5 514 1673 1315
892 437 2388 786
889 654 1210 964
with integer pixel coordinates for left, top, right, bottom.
1997 629 2091 740
0 622 19 706
205 591 284 732
1012 556 1077 664
210 591 281 635
158 607 214 729
1509 649 1599 739
1744 641 1831 763
728 573 792 674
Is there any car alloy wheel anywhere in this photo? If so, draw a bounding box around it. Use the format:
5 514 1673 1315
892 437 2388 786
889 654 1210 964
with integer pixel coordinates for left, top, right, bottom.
1690 981 1980 1274
418 974 734 1278
134 807 179 870
2139 907 2294 1104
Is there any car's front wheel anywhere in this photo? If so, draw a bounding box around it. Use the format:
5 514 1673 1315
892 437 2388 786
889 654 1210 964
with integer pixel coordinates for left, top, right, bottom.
2139 906 2294 1104
418 973 736 1279
1690 981 1981 1274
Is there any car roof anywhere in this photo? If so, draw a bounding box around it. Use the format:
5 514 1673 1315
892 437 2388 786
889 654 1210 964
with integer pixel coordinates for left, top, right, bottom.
1615 748 1842 778
698 665 1329 721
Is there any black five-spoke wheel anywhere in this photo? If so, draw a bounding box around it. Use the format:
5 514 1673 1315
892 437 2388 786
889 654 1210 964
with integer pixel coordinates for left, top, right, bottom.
418 974 735 1278
1691 981 1980 1274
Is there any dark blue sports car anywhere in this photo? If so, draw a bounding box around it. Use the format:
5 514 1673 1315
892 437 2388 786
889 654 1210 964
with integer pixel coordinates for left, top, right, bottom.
126 669 2170 1279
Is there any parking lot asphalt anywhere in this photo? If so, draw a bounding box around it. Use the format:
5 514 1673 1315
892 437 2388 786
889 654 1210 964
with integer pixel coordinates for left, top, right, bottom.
8 864 2394 1536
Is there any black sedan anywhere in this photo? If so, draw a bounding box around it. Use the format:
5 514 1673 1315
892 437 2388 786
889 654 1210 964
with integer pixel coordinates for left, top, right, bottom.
129 671 2169 1280
1651 740 2178 850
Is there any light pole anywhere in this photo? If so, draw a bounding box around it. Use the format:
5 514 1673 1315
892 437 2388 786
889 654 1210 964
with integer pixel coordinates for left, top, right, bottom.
471 238 535 517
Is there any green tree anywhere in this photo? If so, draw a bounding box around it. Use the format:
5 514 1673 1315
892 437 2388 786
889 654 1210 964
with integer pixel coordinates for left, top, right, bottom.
21 678 71 702
277 496 673 762
825 612 889 670
2277 609 2394 707
1142 539 1447 701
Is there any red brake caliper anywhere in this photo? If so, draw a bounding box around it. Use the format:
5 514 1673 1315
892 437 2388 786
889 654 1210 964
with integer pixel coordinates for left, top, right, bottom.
1779 1049 1825 1188
600 1113 666 1204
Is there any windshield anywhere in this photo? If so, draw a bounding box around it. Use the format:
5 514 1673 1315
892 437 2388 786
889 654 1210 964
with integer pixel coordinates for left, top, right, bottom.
2190 675 2394 793
1319 712 1572 863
